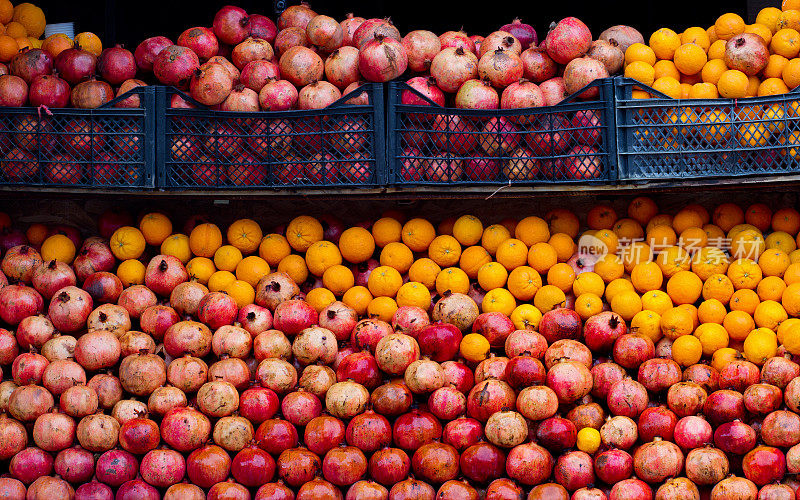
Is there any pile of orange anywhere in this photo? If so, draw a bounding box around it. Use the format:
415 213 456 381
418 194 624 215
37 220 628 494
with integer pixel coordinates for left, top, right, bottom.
0 0 47 61
625 1 800 100
108 198 800 370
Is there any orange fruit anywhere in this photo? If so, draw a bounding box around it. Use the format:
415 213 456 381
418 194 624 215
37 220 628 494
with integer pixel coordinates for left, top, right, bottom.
785 0 800 11
278 254 309 285
305 240 342 277
435 267 469 295
408 258 441 290
226 219 262 255
236 256 270 288
728 258 764 290
41 234 76 264
161 234 192 264
286 216 323 252
772 208 800 234
759 249 791 277
783 58 800 88
625 61 655 87
548 233 576 263
754 300 789 330
674 43 707 75
546 263 576 293
368 266 403 297
647 225 677 249
572 272 605 297
625 43 657 65
214 245 243 272
593 229 619 256
396 281 432 309
515 216 550 247
427 235 462 268
610 290 643 321
672 335 703 366
730 229 766 260
24 223 46 247
764 54 789 79
224 279 256 308
527 242 558 274
766 231 797 254
481 224 512 256
782 282 800 315
496 238 529 271
652 77 682 98
587 204 618 230
459 246 492 279
708 39 727 59
595 254 625 283
657 246 693 279
682 26 712 50
208 270 236 293
715 13 746 40
622 241 653 273
117 259 146 287
666 270 703 305
712 203 745 232
138 212 172 246
758 7 784 33
605 278 635 303
653 60 681 81
771 28 800 58
631 261 664 292
680 83 693 98
368 296 398 323
724 310 756 341
661 306 695 339
0 34 18 62
745 23 773 45
679 227 708 251
698 299 727 324
729 288 761 315
41 33 74 58
73 32 102 56
545 209 580 238
482 288 517 316
717 69 750 98
691 247 730 280
575 293 604 320
757 276 787 302
12 3 45 37
758 78 789 96
779 9 800 31
507 266 542 301
110 226 146 260
342 286 372 316
0 0 11 23
477 262 509 291
259 234 291 267
322 265 355 296
650 28 682 60
614 218 645 241
402 218 436 252
372 217 403 247
641 290 673 316
703 273 735 304
4 21 25 38
306 287 336 313
534 285 567 313
339 227 375 264
628 197 659 225
704 224 727 246
694 322 730 356
452 215 484 246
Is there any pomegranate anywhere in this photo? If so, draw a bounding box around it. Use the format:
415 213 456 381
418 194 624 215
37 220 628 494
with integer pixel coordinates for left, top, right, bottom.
478 49 524 88
213 5 250 45
743 445 786 486
455 78 499 109
546 359 593 403
430 47 479 93
187 443 231 488
440 30 475 53
55 446 95 483
607 378 649 417
74 329 121 371
684 447 728 486
3 245 43 283
74 240 115 283
517 385 559 420
88 373 123 409
135 36 173 72
324 47 360 89
32 260 76 300
402 30 441 73
278 46 323 87
500 19 538 49
96 47 136 85
12 349 48 385
29 74 70 108
161 406 211 452
16 315 55 349
595 448 633 484
544 17 593 64
705 389 746 425
153 45 200 89
599 25 644 53
504 442 552 486
139 448 186 488
178 27 220 61
761 356 800 388
587 40 624 74
633 438 684 484
540 76 569 106
725 33 769 76
564 57 609 98
655 478 699 500
239 60 279 92
249 13 278 42
667 381 708 417
371 381 413 417
119 351 166 396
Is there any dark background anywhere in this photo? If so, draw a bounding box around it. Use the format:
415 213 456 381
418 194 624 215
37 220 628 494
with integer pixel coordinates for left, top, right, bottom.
34 0 765 49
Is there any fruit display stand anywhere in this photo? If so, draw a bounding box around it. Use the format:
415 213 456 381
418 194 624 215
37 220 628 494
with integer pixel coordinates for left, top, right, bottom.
158 84 386 190
615 77 800 181
387 79 617 186
0 86 156 189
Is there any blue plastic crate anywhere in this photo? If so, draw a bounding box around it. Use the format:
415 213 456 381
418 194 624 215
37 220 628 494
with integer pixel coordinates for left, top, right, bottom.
615 77 800 181
158 84 386 189
386 79 618 186
0 86 156 189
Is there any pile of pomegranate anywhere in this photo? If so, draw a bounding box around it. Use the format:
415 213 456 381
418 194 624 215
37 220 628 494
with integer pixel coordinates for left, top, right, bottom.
0 208 798 499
